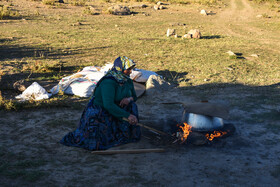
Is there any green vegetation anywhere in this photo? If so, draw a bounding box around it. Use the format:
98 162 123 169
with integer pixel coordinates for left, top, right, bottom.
42 0 57 6
252 0 280 3
0 91 88 111
0 5 19 19
0 0 279 110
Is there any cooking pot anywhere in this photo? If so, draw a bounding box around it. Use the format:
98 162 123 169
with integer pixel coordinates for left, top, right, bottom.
181 112 224 132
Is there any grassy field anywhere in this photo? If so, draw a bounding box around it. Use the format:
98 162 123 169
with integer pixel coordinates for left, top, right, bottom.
0 0 279 109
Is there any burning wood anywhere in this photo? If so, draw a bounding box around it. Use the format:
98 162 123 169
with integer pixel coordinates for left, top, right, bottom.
175 122 230 145
205 130 228 141
176 122 192 143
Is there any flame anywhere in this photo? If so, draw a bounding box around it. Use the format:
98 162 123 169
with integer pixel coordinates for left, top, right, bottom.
178 122 192 142
205 131 227 141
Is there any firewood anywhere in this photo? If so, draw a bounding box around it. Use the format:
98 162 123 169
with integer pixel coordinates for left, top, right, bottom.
91 148 165 155
122 118 168 136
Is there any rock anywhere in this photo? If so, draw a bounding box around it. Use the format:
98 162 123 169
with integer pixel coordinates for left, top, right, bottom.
157 1 163 5
72 22 82 26
146 75 171 96
88 6 100 15
187 29 201 39
154 5 159 10
13 79 27 92
200 9 208 16
250 54 259 58
166 28 176 37
159 5 164 10
174 34 178 38
107 5 131 15
226 51 236 56
182 34 192 39
256 14 263 18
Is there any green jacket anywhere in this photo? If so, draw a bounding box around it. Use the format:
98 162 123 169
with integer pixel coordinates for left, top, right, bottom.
93 78 137 119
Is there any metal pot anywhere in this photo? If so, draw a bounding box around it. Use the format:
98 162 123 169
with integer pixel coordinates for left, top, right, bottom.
181 112 224 132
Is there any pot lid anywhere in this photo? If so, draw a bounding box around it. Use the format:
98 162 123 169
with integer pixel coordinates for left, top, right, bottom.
133 81 146 98
183 102 229 119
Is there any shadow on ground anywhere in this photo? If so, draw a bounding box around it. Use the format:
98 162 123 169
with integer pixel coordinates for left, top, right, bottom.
156 70 188 85
201 35 222 39
0 38 112 61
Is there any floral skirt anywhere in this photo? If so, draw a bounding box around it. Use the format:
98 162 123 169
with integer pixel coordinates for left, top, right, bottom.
60 97 141 151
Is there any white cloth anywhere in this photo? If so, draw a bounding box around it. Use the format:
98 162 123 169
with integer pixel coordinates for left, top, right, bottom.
50 63 158 97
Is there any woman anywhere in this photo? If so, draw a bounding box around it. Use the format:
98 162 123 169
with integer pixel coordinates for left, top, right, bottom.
60 56 141 150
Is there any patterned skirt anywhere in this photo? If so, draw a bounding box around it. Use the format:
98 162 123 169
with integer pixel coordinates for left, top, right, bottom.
60 97 141 150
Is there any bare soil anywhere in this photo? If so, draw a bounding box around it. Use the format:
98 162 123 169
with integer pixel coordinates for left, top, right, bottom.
1 0 280 186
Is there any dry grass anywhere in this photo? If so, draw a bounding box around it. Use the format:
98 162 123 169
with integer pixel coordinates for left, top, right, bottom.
0 0 279 110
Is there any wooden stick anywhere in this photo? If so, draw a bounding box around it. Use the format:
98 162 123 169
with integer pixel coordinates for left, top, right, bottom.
91 148 165 155
122 118 168 136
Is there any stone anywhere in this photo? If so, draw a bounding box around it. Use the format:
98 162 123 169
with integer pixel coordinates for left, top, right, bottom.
146 75 171 96
187 29 201 39
166 29 176 37
159 5 164 10
88 6 100 15
154 5 159 10
182 34 192 39
13 79 27 92
108 5 131 15
200 9 207 16
250 54 259 58
72 22 82 26
157 1 163 5
226 51 236 56
256 14 263 18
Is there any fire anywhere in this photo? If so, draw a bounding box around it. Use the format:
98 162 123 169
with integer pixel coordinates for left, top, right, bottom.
205 131 227 141
177 122 192 142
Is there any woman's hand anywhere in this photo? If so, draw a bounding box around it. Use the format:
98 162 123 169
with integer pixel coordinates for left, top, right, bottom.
128 114 138 125
119 97 133 107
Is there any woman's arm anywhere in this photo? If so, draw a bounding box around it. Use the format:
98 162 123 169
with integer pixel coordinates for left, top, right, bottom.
101 80 130 119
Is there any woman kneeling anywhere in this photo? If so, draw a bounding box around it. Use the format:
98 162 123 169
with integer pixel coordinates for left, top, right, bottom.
60 56 141 150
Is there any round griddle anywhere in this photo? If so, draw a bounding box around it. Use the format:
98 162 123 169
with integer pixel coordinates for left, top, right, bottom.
133 82 146 98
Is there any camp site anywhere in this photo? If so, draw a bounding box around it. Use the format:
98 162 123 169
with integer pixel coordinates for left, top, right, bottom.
0 0 280 186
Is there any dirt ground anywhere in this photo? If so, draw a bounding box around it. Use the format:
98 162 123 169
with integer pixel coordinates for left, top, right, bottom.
1 82 280 186
1 0 280 186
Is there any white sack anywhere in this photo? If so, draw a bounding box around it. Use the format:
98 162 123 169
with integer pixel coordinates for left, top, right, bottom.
132 68 158 83
51 63 158 97
130 70 142 81
50 65 108 97
15 82 51 101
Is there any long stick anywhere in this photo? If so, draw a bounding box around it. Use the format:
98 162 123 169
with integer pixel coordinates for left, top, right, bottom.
122 118 168 136
91 148 165 155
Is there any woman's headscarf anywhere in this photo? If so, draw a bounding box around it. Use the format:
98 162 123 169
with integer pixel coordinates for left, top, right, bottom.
106 56 136 84
94 56 135 91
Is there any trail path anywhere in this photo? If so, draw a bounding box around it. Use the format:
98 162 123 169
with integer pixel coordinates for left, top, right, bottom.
216 0 280 54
